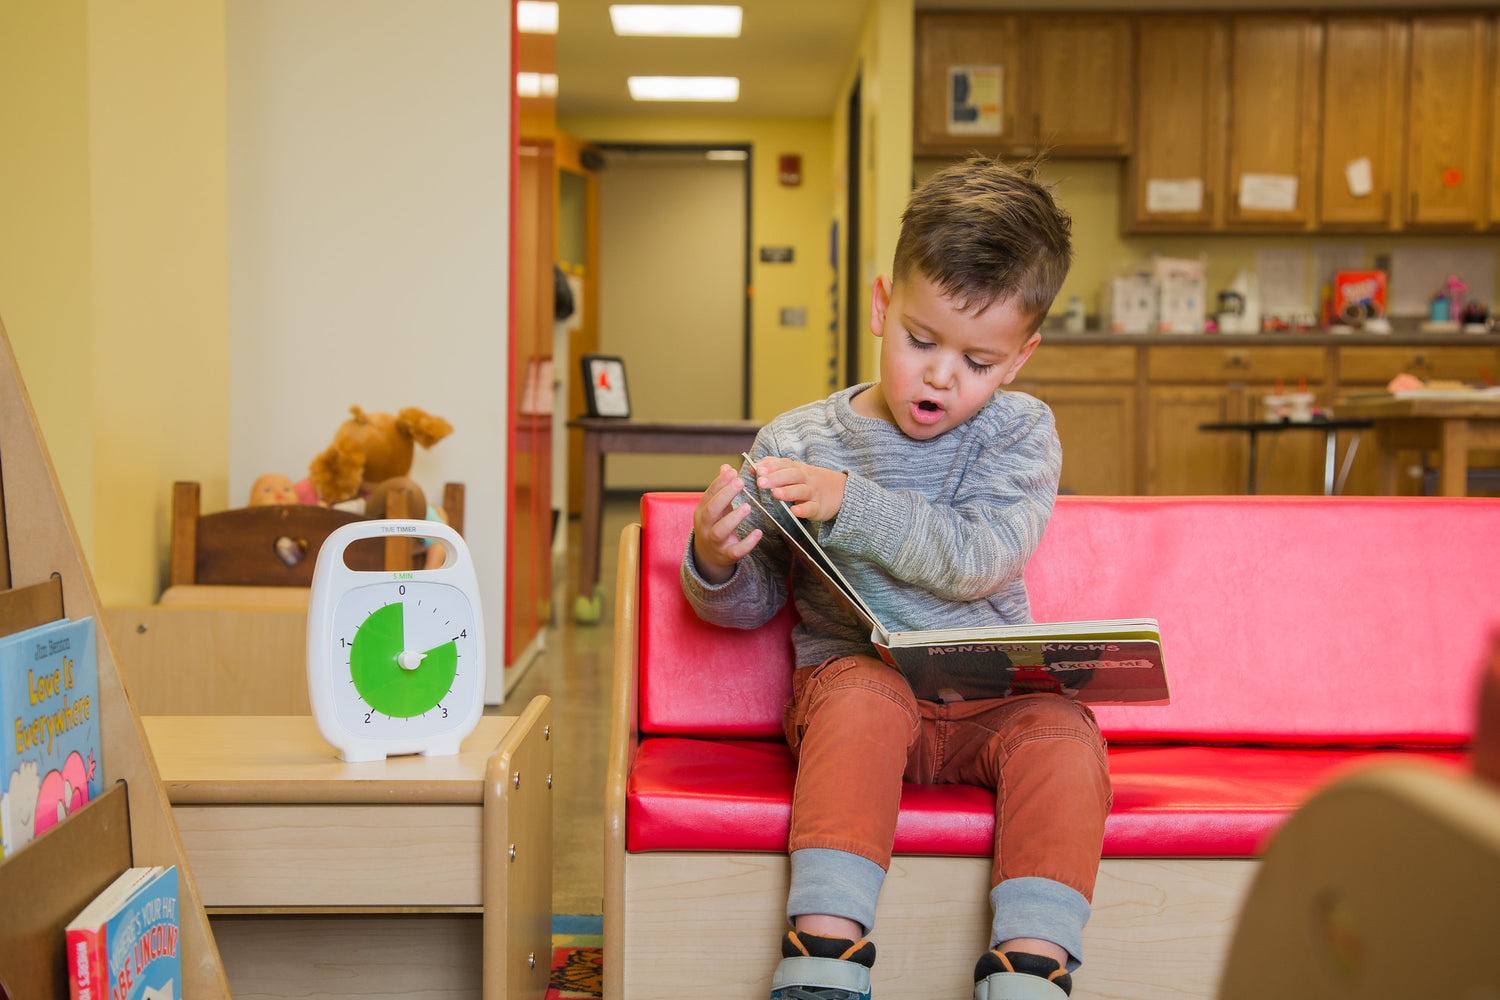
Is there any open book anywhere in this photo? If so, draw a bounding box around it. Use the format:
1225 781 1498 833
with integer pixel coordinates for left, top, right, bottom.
739 455 1168 705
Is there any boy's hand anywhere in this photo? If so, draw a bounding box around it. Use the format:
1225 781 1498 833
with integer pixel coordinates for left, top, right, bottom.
751 456 847 521
692 464 762 584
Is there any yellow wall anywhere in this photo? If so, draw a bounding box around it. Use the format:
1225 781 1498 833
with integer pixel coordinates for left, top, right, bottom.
560 115 837 420
0 1 229 604
0 1 94 553
918 157 1500 322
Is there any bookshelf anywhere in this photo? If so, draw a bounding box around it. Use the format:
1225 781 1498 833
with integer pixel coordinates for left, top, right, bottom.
0 315 230 998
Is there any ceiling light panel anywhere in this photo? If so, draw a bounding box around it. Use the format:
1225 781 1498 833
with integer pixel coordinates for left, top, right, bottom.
517 1 558 34
627 76 740 102
609 5 742 38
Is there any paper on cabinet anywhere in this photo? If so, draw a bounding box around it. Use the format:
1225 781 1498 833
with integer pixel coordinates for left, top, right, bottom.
1145 179 1203 213
1238 174 1299 213
1344 157 1374 198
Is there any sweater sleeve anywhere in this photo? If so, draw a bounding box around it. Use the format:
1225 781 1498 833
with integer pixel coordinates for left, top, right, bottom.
819 400 1061 602
679 433 794 630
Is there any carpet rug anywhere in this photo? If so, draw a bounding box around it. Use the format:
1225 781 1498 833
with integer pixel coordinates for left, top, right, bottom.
549 915 603 999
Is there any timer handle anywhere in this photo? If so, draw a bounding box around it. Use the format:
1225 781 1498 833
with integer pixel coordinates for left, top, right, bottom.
313 518 471 587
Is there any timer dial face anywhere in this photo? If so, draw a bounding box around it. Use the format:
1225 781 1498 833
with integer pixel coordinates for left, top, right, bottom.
330 581 477 735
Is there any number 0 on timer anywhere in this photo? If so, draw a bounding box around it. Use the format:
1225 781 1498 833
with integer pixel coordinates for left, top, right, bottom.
307 519 485 761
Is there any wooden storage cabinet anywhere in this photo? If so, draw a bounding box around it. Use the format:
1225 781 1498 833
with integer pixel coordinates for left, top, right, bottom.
1128 15 1228 230
1225 15 1321 230
1015 345 1139 495
1022 15 1134 155
914 12 1132 157
1319 16 1408 229
1405 14 1490 228
914 12 1021 155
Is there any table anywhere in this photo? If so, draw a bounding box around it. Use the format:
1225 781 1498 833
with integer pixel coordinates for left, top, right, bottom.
1334 393 1500 496
143 699 552 1000
1199 419 1374 495
569 417 761 622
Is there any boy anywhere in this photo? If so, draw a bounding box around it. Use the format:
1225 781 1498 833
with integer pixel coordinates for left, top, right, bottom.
680 157 1109 1000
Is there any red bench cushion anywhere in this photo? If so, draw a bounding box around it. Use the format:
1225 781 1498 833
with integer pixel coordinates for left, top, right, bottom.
625 737 1469 857
640 493 1500 746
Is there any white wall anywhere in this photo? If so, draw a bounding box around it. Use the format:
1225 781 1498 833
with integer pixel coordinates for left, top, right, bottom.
225 0 514 697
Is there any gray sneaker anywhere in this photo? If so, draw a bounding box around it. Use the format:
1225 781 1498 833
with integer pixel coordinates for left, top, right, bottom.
770 955 872 1000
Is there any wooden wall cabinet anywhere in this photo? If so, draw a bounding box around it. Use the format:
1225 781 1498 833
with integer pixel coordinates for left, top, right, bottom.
1319 16 1408 229
1225 15 1322 230
1021 15 1134 155
915 12 1021 155
914 12 1132 158
1405 14 1490 228
1127 15 1228 231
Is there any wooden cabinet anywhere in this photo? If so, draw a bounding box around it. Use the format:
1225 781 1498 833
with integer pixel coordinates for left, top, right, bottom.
1128 16 1228 230
1319 17 1408 228
1225 16 1321 230
914 13 1131 157
1021 16 1133 155
1405 14 1490 228
1014 345 1138 495
914 13 1021 155
1145 386 1238 494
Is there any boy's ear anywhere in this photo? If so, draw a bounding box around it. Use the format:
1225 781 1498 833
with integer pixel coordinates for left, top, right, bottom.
999 331 1043 385
869 274 893 338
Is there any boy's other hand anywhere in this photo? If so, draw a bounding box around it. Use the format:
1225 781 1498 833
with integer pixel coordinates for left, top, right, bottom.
752 456 847 521
692 464 762 584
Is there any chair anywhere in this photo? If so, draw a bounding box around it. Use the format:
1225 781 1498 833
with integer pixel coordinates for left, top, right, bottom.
169 480 466 588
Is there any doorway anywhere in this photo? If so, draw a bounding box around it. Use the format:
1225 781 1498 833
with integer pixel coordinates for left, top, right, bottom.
594 144 750 491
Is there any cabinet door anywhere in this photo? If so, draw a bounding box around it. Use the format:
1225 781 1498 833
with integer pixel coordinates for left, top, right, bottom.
1226 16 1321 229
1129 16 1228 231
1021 384 1138 496
1320 17 1407 228
1021 15 1133 156
914 12 1020 156
1146 386 1239 495
1406 15 1489 227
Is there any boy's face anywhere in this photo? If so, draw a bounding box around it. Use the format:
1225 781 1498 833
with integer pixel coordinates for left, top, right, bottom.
862 271 1042 440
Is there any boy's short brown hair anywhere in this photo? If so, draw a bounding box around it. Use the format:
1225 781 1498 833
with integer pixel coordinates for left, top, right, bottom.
893 155 1073 326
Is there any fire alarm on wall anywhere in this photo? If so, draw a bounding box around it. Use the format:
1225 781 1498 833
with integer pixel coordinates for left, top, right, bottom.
778 154 802 187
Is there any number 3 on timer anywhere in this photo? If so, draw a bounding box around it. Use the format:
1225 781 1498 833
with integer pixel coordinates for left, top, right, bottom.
307 519 485 762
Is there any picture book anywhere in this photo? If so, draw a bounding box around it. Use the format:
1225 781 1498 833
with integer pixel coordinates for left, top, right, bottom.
65 865 180 1000
739 456 1168 705
0 616 102 857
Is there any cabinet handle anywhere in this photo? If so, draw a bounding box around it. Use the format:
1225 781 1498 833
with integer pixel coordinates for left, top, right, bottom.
1204 191 1215 219
1410 191 1419 220
1034 113 1042 142
1226 352 1249 369
1383 191 1392 221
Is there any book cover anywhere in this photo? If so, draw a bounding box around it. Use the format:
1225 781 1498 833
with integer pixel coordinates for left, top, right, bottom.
65 865 180 1000
739 456 1168 705
0 617 102 857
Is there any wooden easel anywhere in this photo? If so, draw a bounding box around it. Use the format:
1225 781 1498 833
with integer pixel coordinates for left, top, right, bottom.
0 316 230 998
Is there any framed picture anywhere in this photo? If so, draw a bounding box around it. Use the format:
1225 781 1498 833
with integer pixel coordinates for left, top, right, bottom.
580 354 631 418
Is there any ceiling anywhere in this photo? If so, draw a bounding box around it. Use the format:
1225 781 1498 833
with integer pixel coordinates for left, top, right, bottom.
554 0 1500 121
554 0 870 119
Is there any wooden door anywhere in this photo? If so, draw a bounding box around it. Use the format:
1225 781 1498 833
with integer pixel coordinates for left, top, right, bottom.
914 12 1021 156
1319 16 1408 229
1129 15 1228 231
1021 15 1133 156
1406 14 1489 227
1225 15 1321 229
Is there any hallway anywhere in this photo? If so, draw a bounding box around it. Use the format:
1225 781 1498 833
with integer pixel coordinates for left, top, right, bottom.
503 494 643 916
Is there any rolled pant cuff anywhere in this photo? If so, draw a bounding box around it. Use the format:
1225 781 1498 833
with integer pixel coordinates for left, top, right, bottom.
787 848 886 936
990 877 1090 972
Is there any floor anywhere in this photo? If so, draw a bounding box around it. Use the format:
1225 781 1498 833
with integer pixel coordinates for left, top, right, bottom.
498 494 641 916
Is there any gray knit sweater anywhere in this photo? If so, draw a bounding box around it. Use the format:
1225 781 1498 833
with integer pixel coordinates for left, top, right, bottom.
681 383 1063 667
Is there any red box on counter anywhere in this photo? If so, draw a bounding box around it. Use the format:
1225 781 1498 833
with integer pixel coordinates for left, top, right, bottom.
1331 270 1387 326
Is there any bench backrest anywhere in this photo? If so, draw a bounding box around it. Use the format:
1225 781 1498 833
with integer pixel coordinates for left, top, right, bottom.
639 493 1500 746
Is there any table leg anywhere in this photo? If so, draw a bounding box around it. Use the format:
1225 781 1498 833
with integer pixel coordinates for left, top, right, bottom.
1322 429 1337 496
1376 425 1402 496
1440 420 1470 497
1335 431 1362 496
575 432 605 623
1246 431 1259 495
